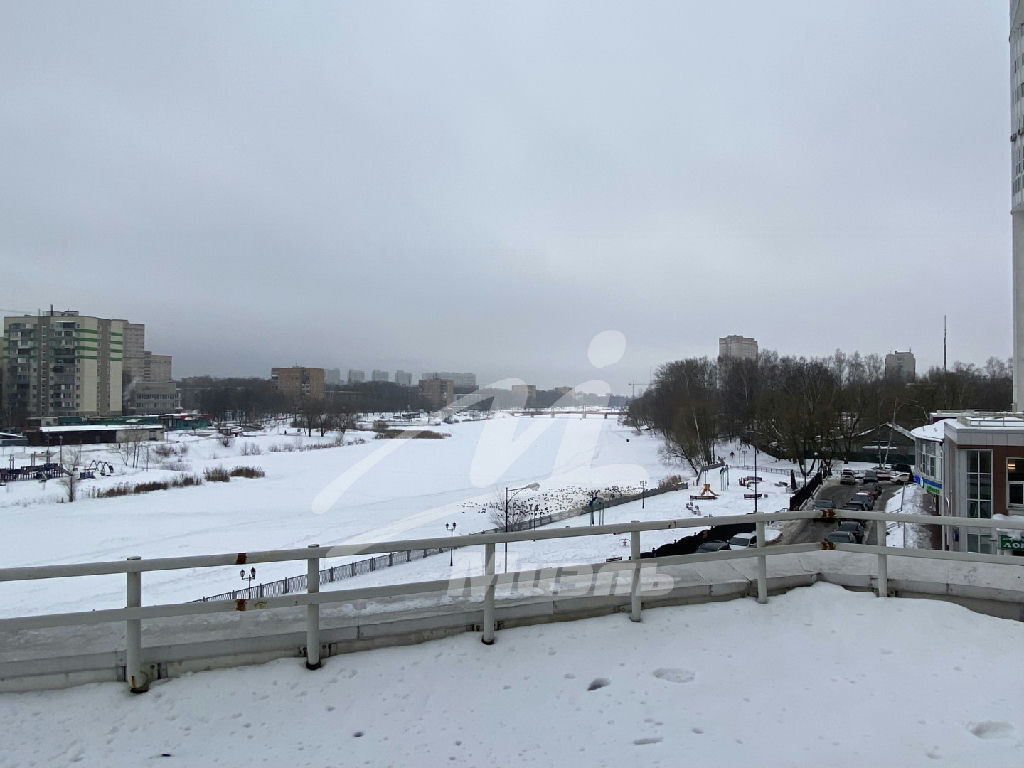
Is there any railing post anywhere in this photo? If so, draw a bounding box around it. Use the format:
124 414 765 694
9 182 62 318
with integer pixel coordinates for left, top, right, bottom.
756 520 768 604
125 555 148 693
877 522 888 598
482 542 496 645
305 544 321 670
629 524 642 622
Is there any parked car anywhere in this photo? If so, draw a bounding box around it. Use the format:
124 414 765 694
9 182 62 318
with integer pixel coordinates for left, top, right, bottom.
825 530 857 545
841 499 871 512
837 520 865 543
813 497 836 512
840 469 857 485
891 462 912 474
893 471 912 484
851 492 875 510
858 484 881 500
728 532 758 549
695 540 731 553
873 466 892 482
863 469 878 483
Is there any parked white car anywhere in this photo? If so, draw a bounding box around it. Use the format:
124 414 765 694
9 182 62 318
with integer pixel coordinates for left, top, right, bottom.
727 532 758 549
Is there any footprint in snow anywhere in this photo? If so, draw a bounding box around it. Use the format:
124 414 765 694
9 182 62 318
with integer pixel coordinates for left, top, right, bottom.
968 721 1014 739
653 668 695 684
587 678 610 691
633 737 663 746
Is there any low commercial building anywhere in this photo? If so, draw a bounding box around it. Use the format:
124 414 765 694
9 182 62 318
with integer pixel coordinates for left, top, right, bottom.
128 381 181 414
939 413 1024 555
911 420 948 513
25 423 165 447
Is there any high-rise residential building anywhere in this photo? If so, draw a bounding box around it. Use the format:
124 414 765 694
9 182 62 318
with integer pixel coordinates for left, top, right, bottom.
371 369 390 383
123 323 145 380
419 378 454 409
1013 0 1024 408
885 350 916 381
271 367 325 400
394 370 412 386
2 310 126 420
348 369 365 384
325 368 342 385
718 335 758 361
421 371 476 388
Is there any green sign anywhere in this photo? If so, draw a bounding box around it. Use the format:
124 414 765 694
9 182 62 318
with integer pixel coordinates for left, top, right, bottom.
999 535 1024 551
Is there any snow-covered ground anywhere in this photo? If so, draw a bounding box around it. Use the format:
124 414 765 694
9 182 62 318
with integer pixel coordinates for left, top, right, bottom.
0 416 797 616
2 583 1022 768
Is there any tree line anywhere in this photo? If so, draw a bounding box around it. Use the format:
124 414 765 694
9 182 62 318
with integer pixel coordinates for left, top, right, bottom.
626 351 1012 480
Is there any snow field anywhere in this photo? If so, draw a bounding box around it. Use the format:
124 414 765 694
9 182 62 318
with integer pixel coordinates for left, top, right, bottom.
1 583 1021 768
0 416 795 616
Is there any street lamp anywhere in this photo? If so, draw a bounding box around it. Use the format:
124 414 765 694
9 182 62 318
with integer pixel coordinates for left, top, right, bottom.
240 566 256 593
445 522 457 566
640 480 646 510
505 483 540 573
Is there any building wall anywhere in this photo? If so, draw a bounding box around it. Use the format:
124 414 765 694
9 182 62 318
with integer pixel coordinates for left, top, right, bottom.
511 384 537 407
348 369 365 384
718 335 758 361
2 311 125 419
1012 1 1024 408
146 353 172 383
123 322 145 381
371 369 390 383
422 371 476 388
271 367 326 400
419 378 454 409
128 381 180 414
885 351 916 380
943 415 1024 554
394 370 412 386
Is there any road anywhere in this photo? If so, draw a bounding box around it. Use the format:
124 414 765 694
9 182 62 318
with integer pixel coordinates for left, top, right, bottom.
779 478 901 546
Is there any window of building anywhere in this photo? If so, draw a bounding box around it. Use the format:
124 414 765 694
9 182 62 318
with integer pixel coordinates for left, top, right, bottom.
967 449 993 519
1008 458 1024 507
967 533 994 555
918 440 937 477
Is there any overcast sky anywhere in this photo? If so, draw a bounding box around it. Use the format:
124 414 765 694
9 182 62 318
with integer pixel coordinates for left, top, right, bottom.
0 1 1011 393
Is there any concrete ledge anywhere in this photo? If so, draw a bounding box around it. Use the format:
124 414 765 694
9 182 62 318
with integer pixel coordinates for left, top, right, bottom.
4 551 1024 693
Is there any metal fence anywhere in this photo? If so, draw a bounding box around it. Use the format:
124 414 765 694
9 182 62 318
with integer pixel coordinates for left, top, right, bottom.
198 483 686 602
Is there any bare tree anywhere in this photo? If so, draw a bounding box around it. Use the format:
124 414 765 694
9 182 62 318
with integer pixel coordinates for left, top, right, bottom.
485 490 537 532
116 431 144 468
60 447 82 503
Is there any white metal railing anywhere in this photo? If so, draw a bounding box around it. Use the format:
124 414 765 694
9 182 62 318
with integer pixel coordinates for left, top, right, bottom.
1 509 1024 693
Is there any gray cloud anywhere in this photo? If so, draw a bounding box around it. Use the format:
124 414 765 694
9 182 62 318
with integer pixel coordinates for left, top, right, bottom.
0 1 1011 390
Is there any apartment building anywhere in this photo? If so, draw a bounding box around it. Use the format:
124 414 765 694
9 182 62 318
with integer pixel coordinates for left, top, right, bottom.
885 350 916 381
419 378 454 409
422 371 477 388
2 310 125 420
718 335 758 361
271 366 325 400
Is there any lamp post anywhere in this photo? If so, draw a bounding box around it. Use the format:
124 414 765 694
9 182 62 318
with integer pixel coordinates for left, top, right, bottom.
505 482 540 573
640 480 646 509
445 522 457 566
753 444 759 516
240 566 256 594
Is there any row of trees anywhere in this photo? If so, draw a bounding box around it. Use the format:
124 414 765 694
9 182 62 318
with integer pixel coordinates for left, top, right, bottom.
178 378 431 424
627 351 1013 480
